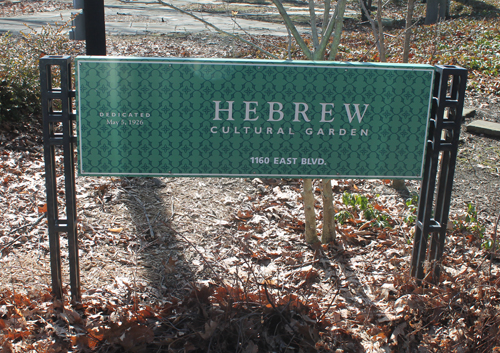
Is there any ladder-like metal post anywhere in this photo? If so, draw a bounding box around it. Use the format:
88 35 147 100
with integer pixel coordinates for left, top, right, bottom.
411 65 468 283
40 56 81 303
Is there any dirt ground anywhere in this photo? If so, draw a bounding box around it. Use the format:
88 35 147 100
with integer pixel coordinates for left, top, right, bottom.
1 0 500 343
1 31 499 352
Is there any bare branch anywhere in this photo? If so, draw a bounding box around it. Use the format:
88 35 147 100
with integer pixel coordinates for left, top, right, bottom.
329 0 347 60
0 215 45 255
158 0 280 59
359 0 382 59
308 0 319 49
270 0 313 59
490 211 499 278
287 26 292 60
321 0 331 37
314 0 346 60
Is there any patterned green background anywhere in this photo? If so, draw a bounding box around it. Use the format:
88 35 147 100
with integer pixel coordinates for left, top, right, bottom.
76 57 434 178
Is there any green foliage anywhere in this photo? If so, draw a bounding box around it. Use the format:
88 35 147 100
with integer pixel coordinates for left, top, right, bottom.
334 209 353 225
463 204 486 237
342 192 369 211
0 22 77 122
403 193 418 225
340 191 392 228
453 203 488 248
371 212 391 229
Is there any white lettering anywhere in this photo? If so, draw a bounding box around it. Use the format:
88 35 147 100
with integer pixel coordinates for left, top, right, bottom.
100 112 150 118
211 126 217 133
244 101 259 121
305 128 313 135
340 129 346 136
267 102 284 121
317 128 324 135
213 101 234 121
361 129 369 136
277 127 284 134
320 103 335 122
344 104 369 123
293 102 310 122
301 158 319 165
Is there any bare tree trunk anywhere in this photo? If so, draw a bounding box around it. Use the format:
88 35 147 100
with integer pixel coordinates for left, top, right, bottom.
303 179 319 244
376 0 386 62
403 0 416 63
425 0 449 24
321 179 336 243
394 0 407 198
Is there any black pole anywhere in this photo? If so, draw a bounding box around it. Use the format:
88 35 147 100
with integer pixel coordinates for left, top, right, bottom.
84 0 106 55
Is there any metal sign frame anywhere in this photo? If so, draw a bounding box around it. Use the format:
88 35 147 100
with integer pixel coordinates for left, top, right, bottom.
40 56 467 302
75 57 435 179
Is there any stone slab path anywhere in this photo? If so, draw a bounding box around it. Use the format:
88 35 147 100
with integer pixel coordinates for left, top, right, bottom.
0 0 357 37
466 120 500 137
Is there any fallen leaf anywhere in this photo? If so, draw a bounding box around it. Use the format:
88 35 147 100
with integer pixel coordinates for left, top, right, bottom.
199 320 218 340
163 257 177 273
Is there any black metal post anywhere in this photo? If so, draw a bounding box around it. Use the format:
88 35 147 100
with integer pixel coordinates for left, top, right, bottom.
84 0 106 55
410 65 468 284
40 56 81 303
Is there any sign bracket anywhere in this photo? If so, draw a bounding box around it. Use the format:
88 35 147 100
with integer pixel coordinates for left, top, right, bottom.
410 65 468 284
40 56 81 303
40 56 466 301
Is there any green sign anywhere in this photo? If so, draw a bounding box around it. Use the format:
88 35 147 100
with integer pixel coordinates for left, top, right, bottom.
76 57 434 178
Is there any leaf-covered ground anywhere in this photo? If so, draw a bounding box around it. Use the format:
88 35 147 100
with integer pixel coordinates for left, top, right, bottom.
1 0 500 352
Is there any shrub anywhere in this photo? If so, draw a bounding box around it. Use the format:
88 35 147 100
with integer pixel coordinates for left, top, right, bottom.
0 21 81 122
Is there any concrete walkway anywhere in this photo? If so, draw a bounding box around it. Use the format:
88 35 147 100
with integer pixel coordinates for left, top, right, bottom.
0 0 357 37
